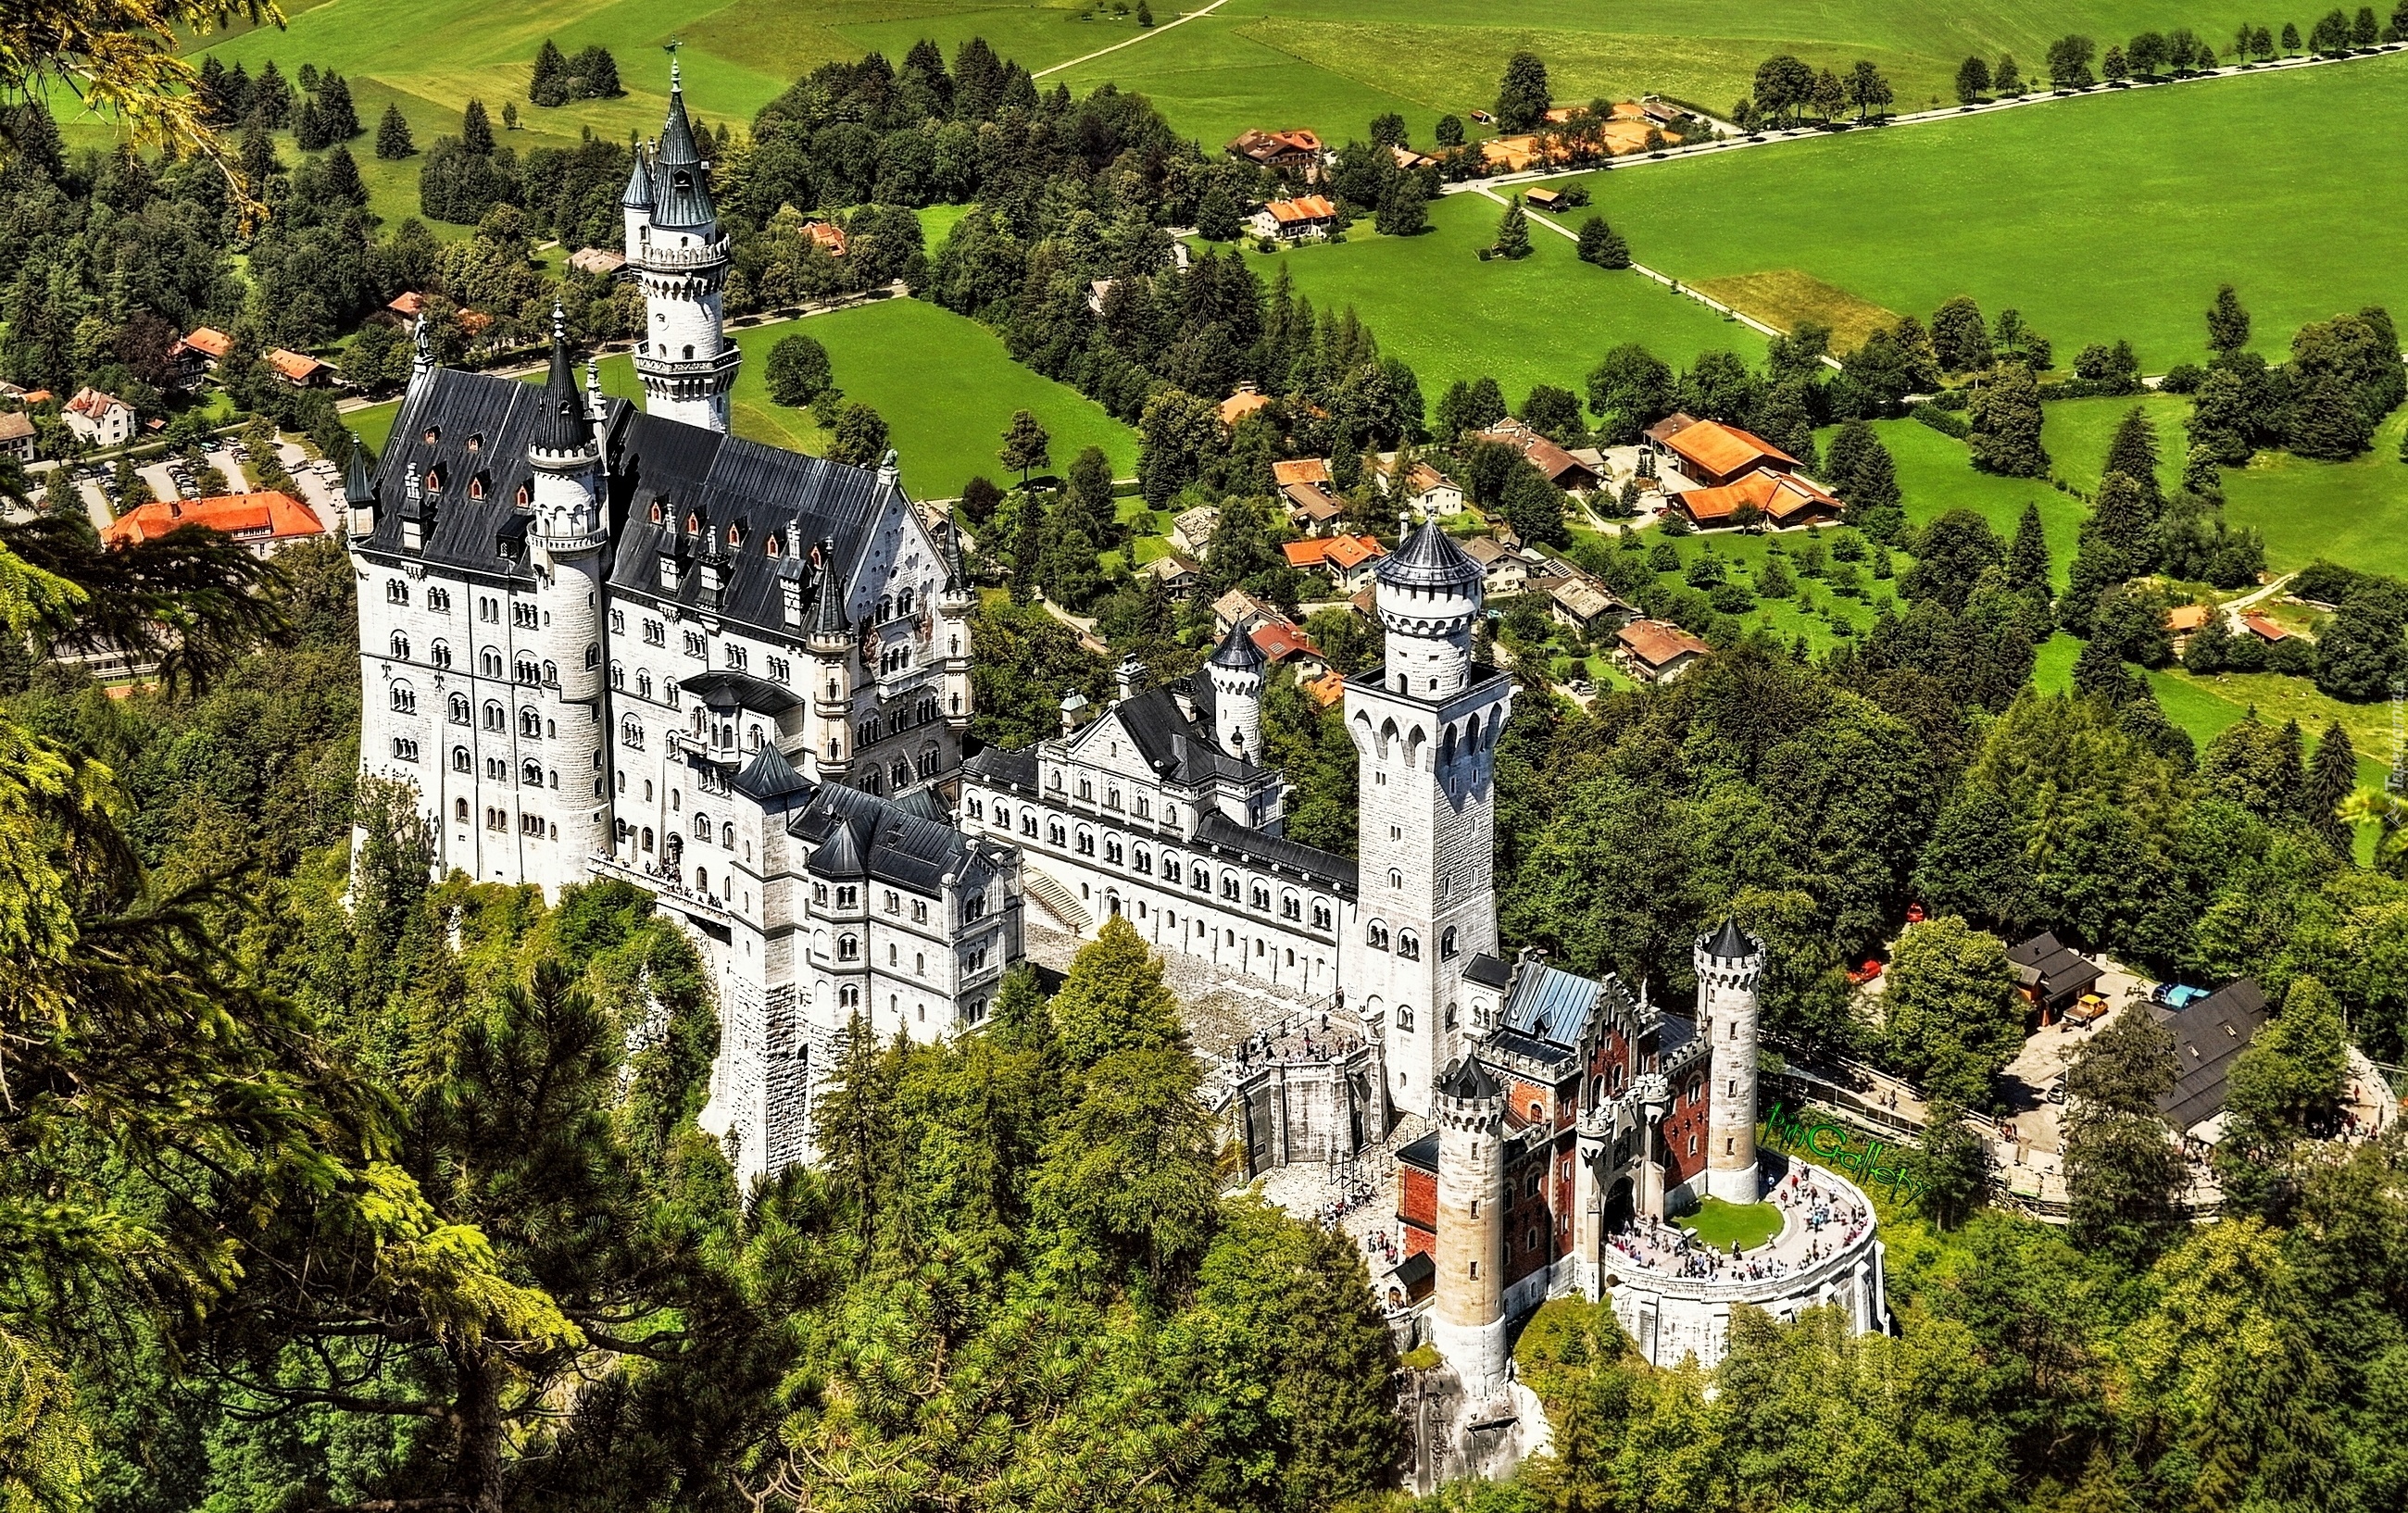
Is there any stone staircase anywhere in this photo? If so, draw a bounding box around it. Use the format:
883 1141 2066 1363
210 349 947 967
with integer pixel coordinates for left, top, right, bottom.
1021 869 1091 933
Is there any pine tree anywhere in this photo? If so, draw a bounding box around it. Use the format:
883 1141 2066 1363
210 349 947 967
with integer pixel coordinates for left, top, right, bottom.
2006 500 2051 591
1493 195 1532 260
1495 50 1552 131
2207 282 2251 356
2103 406 2164 506
1196 182 1240 241
1575 215 1630 269
2304 721 2357 853
530 38 571 106
1136 0 1154 24
1968 362 2047 476
461 98 495 155
376 102 416 159
571 44 622 99
1374 173 1428 237
320 144 366 205
250 57 294 129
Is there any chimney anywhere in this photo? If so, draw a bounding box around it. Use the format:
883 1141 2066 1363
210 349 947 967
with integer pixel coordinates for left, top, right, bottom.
1116 656 1145 703
658 544 682 592
780 572 805 628
877 449 899 492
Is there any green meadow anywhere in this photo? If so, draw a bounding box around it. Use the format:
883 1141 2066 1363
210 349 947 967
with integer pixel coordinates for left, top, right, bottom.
350 296 1135 500
1551 51 2408 366
1263 188 1757 411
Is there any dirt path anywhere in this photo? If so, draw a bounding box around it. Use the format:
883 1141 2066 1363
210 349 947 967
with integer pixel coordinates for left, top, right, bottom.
1032 0 1234 81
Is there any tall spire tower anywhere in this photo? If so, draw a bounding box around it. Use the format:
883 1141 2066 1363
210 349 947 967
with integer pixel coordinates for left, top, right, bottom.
630 51 739 432
529 302 613 880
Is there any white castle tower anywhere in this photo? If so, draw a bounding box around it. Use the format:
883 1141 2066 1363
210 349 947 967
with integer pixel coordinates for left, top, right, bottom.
1695 919 1767 1203
1432 1056 1509 1397
1345 519 1515 1117
527 302 613 872
1208 622 1266 763
626 56 739 433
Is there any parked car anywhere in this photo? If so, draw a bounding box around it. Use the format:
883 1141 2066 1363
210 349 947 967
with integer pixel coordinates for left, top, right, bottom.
1845 958 1884 986
2063 994 2111 1028
2046 1073 2067 1105
2151 982 2207 1009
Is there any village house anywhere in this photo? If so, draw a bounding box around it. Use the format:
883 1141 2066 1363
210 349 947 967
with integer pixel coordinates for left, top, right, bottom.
1139 552 1202 600
0 411 33 463
1649 415 1796 489
1389 143 1438 171
1460 535 1539 598
1548 577 1627 634
103 491 326 556
1476 417 1599 493
267 349 332 388
1672 469 1843 531
1283 485 1346 536
1617 618 1712 682
1211 586 1290 638
802 220 847 256
61 387 134 448
2005 932 2104 1027
169 326 232 386
1171 505 1223 555
2240 611 2289 644
1301 668 1346 707
1251 194 1338 241
1282 531 1388 594
2165 603 2213 649
1524 186 1565 212
569 246 628 278
1218 382 1273 429
1248 618 1325 677
1225 128 1323 174
1386 456 1465 518
382 291 428 325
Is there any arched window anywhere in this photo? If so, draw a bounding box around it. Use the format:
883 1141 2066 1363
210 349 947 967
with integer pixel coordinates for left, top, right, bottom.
585 643 600 669
1312 901 1332 930
1442 927 1459 958
1281 891 1300 920
389 681 417 713
1397 1005 1414 1032
520 759 542 786
721 820 735 849
454 798 470 822
916 747 939 779
1388 868 1403 890
621 716 645 749
898 588 915 616
1249 883 1269 910
1369 921 1390 951
1398 930 1420 960
693 813 711 842
385 580 408 605
1104 838 1122 865
480 647 502 678
541 660 558 686
1135 846 1152 875
451 746 470 772
448 693 470 725
431 639 452 669
1221 874 1240 902
1192 867 1210 893
1075 828 1095 857
516 656 540 684
427 587 451 613
483 701 505 731
837 934 859 961
389 631 411 661
519 707 542 737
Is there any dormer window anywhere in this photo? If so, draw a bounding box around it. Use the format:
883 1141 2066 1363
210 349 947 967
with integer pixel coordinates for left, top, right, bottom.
426 463 446 491
468 472 488 499
726 522 745 548
684 512 700 536
465 433 482 453
765 532 782 557
422 426 439 444
648 500 664 524
514 482 531 506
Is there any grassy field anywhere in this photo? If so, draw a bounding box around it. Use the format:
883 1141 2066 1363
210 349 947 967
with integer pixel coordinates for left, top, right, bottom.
1693 270 1900 354
1846 417 2080 591
1548 51 2408 367
1677 1196 1783 1251
2223 407 2408 580
350 296 1135 499
1264 189 1758 411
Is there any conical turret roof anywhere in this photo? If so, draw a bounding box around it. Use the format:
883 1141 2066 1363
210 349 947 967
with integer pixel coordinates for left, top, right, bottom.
810 545 849 638
650 67 717 230
732 741 811 802
343 431 375 505
1375 518 1484 592
1700 917 1758 961
808 814 870 879
1437 1056 1502 1101
1208 621 1264 671
531 303 588 455
620 145 654 209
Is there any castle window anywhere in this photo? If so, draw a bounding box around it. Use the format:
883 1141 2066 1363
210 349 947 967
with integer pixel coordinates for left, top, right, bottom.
1106 786 1121 810
1281 892 1299 920
649 501 664 524
420 425 439 444
890 760 909 790
391 737 419 762
431 640 452 669
1397 1005 1413 1032
516 655 540 684
766 533 782 558
426 464 445 491
479 597 499 623
1161 857 1180 884
884 890 899 915
386 579 408 605
483 701 504 731
1022 813 1036 837
1312 902 1332 930
898 588 915 616
514 483 531 506
1446 1002 1459 1029
1442 927 1459 959
455 797 470 822
521 759 543 787
389 682 417 714
1078 779 1092 801
1135 795 1149 819
1249 883 1268 910
724 644 746 671
1075 829 1095 857
837 935 859 961
643 619 665 646
917 748 939 780
1192 867 1209 893
427 588 451 613
1368 922 1389 951
911 900 927 924
585 644 600 669
1048 822 1065 846
722 821 735 849
813 883 828 905
638 671 654 699
1398 931 1420 960
519 707 542 738
1221 876 1239 902
839 984 860 1008
835 885 857 908
542 660 558 686
467 472 487 500
769 656 790 683
1135 846 1152 875
1388 869 1403 890
446 693 470 725
452 746 470 772
610 663 625 690
1104 839 1122 865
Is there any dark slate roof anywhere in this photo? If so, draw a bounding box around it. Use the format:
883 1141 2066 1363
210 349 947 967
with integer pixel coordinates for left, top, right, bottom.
1191 810 1356 891
532 313 590 454
2155 978 2271 1132
344 431 375 505
1437 1056 1503 1101
1699 918 1759 962
1375 519 1482 592
1397 1131 1439 1172
789 782 1003 895
2007 932 2102 1000
360 366 897 626
1484 1025 1575 1070
1209 621 1265 669
1657 1010 1698 1056
1499 961 1609 1046
730 743 811 802
650 81 717 230
621 145 654 209
963 743 1039 792
808 814 869 879
1101 676 1260 788
683 670 801 717
1394 1251 1436 1289
1463 952 1514 990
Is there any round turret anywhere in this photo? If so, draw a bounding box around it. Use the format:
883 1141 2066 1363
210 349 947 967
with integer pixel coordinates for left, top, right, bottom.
1207 623 1265 762
1373 519 1483 702
1432 1055 1510 1397
1694 919 1767 1204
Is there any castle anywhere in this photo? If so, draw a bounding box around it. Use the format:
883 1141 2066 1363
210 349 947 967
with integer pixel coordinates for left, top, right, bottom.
349 69 1883 1386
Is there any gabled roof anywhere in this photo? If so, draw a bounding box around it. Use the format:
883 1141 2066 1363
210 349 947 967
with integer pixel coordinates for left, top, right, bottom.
1499 961 1611 1045
102 492 322 547
268 348 326 382
2155 978 2271 1133
177 326 232 359
66 387 128 418
731 742 812 802
1676 469 1840 525
1219 387 1273 427
1618 619 1711 669
1283 533 1385 570
1662 419 1795 479
1437 1057 1503 1101
1248 620 1319 664
1263 195 1336 224
789 782 1008 895
1272 457 1331 488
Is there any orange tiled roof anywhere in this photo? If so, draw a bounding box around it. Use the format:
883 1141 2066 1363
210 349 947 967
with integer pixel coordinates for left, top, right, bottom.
1249 620 1321 664
103 492 322 548
387 291 427 317
802 221 847 255
1619 618 1710 669
66 387 128 418
1302 669 1347 706
178 326 232 359
1264 195 1336 225
2240 611 2289 642
2166 605 2212 632
1220 387 1273 426
1282 532 1386 569
1229 128 1323 162
1272 457 1331 487
267 349 326 382
1662 419 1796 480
1678 470 1840 524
